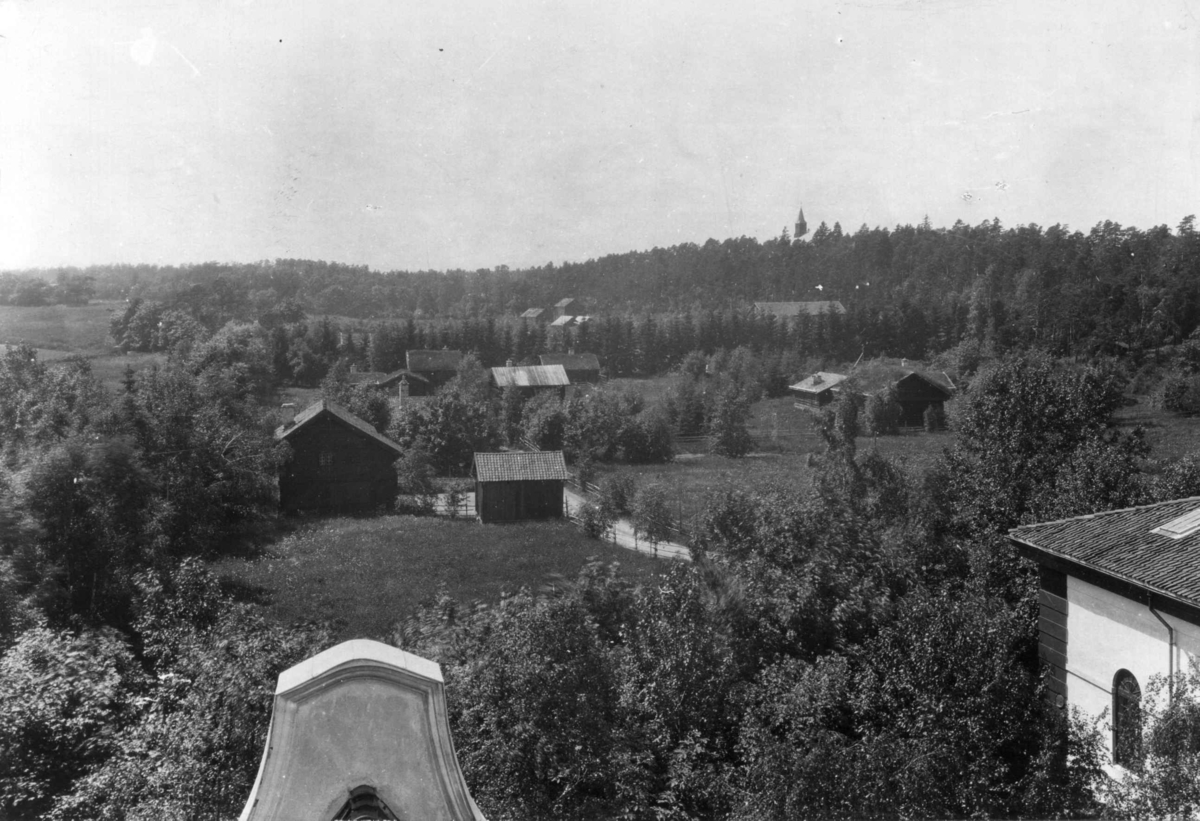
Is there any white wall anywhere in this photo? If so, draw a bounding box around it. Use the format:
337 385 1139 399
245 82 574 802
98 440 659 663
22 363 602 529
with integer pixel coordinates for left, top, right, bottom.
1067 576 1200 759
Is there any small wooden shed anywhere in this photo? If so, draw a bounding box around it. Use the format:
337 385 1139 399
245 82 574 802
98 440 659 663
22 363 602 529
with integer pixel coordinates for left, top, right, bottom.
471 451 570 523
489 364 570 397
789 371 849 408
275 400 405 513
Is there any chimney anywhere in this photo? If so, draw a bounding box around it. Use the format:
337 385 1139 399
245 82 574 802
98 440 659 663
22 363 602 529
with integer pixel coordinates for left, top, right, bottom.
506 358 514 367
398 377 409 408
281 403 296 427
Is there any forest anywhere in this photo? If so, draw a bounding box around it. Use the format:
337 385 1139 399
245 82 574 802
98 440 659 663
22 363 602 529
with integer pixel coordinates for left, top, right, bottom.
4 217 1200 818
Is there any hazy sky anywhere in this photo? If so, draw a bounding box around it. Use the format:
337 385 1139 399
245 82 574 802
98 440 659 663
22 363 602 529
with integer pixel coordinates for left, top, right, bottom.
0 0 1197 272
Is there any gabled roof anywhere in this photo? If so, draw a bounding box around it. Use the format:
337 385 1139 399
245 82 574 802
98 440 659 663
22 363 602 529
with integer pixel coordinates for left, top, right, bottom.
837 363 955 397
275 399 404 456
490 364 570 388
1010 496 1200 609
472 451 570 482
406 350 462 372
789 372 849 394
754 301 846 318
376 368 430 388
554 298 575 308
548 315 574 327
520 308 545 319
540 353 601 371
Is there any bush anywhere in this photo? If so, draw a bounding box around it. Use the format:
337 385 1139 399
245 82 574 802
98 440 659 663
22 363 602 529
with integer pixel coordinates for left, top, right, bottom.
598 473 636 519
575 501 611 539
863 388 901 436
923 403 945 432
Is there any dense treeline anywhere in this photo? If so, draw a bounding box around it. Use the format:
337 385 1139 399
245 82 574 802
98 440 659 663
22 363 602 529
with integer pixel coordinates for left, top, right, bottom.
12 215 1200 362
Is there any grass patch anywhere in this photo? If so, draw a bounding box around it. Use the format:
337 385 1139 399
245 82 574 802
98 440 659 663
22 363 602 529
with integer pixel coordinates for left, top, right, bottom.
0 302 120 353
1115 396 1200 462
213 514 669 641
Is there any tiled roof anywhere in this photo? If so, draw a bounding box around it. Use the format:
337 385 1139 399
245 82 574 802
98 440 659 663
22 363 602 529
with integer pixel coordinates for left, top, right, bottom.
540 353 601 371
521 308 545 319
275 399 405 456
1010 496 1200 607
473 451 570 482
789 372 848 394
490 364 570 388
754 301 846 318
406 350 462 372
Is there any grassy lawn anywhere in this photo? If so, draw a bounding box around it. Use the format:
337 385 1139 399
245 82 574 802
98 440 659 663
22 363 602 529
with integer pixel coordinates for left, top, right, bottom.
213 514 669 641
0 302 120 353
1115 396 1200 462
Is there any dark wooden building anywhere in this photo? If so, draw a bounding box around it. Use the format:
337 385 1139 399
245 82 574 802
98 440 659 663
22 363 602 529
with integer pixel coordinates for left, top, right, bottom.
836 365 954 427
406 350 462 393
375 368 432 397
471 451 570 523
539 353 601 384
552 298 576 320
275 400 404 513
789 371 848 408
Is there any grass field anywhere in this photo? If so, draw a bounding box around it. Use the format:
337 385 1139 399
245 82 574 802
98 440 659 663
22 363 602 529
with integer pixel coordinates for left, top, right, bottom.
1115 396 1200 462
0 302 120 353
213 514 669 640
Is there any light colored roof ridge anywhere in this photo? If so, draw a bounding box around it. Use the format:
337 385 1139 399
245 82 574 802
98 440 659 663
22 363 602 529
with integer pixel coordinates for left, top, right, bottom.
1009 495 1200 536
275 399 404 456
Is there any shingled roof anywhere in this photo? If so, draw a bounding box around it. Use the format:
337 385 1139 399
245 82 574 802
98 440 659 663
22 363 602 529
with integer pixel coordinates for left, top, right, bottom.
490 364 570 388
1010 496 1200 609
472 451 570 482
275 399 404 456
406 350 462 372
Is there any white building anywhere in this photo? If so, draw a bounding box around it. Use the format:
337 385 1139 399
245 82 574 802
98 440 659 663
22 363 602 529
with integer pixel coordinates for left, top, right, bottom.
1011 497 1200 767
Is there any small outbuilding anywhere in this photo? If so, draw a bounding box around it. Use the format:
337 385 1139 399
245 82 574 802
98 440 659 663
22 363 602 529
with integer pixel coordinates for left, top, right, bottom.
789 371 849 408
472 451 570 523
837 364 954 427
375 368 432 397
275 399 404 513
520 307 547 323
539 353 602 384
553 298 576 319
489 363 570 397
406 350 462 392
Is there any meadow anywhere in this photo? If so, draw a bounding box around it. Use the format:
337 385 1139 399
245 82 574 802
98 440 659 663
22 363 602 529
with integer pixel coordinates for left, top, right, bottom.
213 514 668 640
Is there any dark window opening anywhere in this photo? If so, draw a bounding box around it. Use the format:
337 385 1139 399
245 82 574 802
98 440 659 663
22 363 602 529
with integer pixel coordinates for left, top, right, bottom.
1114 668 1143 768
319 451 334 468
333 785 397 820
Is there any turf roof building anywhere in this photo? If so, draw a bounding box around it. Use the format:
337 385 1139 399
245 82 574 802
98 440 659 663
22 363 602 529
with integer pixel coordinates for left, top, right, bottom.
1011 497 1200 768
837 364 955 428
274 400 404 513
471 450 570 523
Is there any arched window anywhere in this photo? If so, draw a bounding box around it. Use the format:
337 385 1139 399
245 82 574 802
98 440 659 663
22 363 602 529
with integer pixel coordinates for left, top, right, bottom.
1113 669 1143 767
332 785 397 820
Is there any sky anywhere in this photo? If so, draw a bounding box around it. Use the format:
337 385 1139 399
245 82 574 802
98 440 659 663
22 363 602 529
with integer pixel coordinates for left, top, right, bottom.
0 0 1197 272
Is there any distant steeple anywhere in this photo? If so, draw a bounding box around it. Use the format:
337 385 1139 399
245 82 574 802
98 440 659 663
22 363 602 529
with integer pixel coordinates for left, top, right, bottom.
794 207 808 239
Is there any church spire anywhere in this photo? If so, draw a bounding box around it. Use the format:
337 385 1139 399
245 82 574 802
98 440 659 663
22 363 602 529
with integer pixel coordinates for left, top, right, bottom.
794 207 808 239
